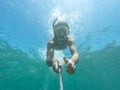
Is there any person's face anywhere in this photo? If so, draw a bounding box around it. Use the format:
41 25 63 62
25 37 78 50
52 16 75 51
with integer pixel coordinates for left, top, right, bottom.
54 25 69 41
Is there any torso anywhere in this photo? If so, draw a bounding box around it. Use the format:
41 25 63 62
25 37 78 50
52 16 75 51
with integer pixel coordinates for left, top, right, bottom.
52 36 72 50
54 37 68 50
48 36 73 50
54 42 68 50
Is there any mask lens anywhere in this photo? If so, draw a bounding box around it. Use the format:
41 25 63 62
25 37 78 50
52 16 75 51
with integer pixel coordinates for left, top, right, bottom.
54 26 68 36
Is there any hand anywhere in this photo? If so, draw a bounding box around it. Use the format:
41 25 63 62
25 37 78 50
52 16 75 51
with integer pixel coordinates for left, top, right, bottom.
63 57 76 74
52 59 61 73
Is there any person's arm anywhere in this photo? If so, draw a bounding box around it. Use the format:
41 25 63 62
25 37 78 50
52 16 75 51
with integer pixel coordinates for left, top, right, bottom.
69 39 79 64
46 40 54 67
46 40 60 73
63 38 79 74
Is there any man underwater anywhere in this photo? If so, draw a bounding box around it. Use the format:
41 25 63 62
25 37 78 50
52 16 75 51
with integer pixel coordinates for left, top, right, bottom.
46 18 79 74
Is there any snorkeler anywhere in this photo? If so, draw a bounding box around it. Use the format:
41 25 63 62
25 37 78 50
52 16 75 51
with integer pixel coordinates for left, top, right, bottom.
46 18 79 74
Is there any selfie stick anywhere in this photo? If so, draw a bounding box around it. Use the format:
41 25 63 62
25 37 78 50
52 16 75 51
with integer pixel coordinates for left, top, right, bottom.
58 64 63 90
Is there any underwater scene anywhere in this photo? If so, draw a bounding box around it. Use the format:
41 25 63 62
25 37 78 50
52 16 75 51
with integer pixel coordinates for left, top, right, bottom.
0 0 120 90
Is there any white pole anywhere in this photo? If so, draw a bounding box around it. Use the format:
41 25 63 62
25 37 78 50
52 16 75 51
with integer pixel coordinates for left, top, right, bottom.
58 65 63 90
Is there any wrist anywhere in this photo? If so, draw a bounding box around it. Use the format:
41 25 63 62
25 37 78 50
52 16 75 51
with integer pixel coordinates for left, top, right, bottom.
46 59 53 67
70 59 75 65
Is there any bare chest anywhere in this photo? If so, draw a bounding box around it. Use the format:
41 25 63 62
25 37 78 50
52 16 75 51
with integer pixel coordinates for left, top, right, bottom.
54 42 68 50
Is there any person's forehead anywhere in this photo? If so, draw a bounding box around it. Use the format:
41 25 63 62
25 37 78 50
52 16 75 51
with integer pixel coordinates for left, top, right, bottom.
54 25 68 29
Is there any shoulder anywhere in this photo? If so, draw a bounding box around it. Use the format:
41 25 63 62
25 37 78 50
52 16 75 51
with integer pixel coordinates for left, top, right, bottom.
67 36 75 45
47 38 55 47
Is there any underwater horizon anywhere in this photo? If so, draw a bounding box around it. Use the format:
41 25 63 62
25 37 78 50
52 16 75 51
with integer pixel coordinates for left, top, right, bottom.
0 0 120 90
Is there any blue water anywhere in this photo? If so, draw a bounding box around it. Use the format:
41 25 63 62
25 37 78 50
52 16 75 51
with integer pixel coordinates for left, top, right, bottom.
0 0 120 90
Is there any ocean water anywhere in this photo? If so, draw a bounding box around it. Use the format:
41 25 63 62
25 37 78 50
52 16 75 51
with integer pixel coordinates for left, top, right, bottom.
0 0 120 90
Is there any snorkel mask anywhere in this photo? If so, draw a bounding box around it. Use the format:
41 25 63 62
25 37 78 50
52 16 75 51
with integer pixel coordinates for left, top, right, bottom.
53 18 70 42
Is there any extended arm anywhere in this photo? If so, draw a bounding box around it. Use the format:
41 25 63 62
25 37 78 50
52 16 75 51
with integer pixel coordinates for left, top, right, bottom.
69 39 79 64
46 40 60 73
46 41 54 67
63 38 79 74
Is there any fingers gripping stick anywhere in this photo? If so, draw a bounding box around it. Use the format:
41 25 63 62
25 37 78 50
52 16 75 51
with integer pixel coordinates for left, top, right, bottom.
58 64 62 73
